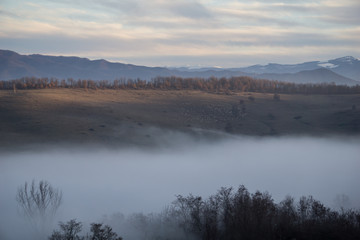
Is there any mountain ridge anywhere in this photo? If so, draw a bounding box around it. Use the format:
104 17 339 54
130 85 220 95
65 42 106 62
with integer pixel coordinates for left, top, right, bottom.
0 50 359 85
257 68 357 85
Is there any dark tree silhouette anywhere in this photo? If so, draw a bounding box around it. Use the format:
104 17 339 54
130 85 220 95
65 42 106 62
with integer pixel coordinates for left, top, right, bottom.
169 186 360 240
49 220 122 240
89 223 123 240
49 219 83 240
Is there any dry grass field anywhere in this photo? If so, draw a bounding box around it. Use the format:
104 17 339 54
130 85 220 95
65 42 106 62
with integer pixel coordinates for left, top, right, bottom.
0 88 359 149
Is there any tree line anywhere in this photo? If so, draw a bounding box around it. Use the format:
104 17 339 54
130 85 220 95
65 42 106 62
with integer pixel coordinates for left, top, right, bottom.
168 186 360 240
1 76 360 94
78 185 360 240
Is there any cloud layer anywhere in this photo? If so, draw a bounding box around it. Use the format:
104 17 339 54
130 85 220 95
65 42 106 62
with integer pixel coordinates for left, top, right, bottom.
0 0 359 67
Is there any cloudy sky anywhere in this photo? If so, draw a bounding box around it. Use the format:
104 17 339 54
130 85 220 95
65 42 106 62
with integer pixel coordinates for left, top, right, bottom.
0 0 359 67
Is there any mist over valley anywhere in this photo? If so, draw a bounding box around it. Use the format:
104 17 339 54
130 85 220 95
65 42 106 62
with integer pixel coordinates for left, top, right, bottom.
1 133 360 240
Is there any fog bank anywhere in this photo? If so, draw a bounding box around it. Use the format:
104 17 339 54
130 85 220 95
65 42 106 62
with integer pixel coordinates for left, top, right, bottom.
0 134 359 239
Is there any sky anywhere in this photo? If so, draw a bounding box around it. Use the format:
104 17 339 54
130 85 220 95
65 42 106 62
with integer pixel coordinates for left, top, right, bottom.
0 0 359 67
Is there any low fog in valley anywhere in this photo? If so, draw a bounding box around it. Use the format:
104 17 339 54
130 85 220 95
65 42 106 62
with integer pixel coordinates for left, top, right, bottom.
1 130 359 240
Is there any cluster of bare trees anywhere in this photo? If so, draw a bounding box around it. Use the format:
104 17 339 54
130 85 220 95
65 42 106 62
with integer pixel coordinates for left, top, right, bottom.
93 186 360 240
1 76 359 94
169 186 360 240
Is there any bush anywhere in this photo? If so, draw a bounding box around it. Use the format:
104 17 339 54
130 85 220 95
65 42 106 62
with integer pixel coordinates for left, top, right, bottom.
273 93 280 101
49 220 122 240
248 96 255 101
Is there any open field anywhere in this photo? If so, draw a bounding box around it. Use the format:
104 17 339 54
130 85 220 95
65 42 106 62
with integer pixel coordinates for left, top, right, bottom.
0 89 359 149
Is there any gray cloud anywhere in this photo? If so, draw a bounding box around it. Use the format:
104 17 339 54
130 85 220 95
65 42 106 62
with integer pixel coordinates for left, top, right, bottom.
0 9 18 17
165 1 212 19
225 32 360 47
92 0 141 15
273 4 313 12
216 9 300 27
269 2 360 26
0 34 159 56
65 0 212 20
124 16 219 29
319 4 360 25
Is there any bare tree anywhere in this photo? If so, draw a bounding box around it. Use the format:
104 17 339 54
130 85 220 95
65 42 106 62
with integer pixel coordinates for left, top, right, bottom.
16 180 62 237
13 82 17 94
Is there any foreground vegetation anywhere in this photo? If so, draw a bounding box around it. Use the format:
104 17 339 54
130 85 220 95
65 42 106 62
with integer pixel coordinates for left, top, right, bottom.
53 186 360 240
20 180 359 239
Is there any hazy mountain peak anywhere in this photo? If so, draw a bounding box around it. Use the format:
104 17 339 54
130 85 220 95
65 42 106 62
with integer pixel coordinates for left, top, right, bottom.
332 56 358 62
0 49 20 59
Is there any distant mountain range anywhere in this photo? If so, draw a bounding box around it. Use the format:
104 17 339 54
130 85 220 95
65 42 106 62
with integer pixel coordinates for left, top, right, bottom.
0 50 359 85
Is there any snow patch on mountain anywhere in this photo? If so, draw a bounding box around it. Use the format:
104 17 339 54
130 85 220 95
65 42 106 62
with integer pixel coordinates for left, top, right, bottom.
318 62 338 68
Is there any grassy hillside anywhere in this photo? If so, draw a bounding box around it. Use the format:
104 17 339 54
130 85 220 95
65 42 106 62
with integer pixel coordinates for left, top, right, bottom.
0 89 359 148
